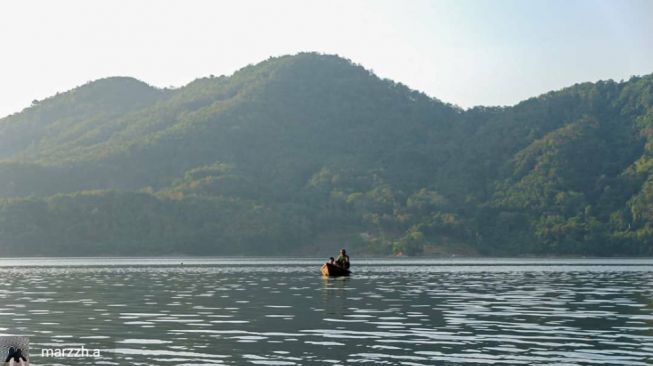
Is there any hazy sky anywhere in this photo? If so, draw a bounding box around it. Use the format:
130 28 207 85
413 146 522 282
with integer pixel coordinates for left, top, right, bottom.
1 0 652 117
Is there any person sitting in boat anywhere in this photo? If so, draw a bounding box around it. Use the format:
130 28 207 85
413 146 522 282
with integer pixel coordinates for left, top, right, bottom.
326 257 335 265
335 249 350 269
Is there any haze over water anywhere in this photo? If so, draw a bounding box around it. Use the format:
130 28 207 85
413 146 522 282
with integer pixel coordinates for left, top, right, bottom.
1 258 652 365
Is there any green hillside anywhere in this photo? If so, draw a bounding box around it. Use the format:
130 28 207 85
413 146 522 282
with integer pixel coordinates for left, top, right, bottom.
0 53 651 256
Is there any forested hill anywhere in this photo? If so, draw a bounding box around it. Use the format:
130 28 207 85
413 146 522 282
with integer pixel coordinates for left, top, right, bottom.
0 53 652 257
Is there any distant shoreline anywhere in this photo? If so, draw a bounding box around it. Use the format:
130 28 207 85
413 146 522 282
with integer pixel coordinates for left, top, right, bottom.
0 255 651 259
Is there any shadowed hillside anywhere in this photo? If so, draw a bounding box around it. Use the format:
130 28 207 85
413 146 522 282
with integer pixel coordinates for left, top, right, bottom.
0 53 652 256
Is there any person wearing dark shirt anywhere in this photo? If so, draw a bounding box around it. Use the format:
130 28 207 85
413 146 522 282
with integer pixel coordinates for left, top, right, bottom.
335 249 350 269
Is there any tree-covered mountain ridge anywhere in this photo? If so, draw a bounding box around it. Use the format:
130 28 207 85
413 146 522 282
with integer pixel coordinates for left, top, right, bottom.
1 52 652 256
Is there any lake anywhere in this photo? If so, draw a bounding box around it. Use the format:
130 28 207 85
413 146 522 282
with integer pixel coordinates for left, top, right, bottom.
1 258 652 365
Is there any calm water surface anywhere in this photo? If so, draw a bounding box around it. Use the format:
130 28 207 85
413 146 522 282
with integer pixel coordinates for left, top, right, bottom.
1 258 652 365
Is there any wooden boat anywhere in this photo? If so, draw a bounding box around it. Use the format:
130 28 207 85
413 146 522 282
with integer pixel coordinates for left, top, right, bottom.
320 262 351 277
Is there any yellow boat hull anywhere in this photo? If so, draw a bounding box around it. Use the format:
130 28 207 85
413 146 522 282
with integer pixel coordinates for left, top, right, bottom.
321 263 351 277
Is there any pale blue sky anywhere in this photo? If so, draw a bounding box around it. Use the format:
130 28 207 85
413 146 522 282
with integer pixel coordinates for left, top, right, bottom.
1 0 652 117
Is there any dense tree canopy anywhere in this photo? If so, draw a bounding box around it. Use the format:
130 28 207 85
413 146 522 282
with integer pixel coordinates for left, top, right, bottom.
0 53 651 256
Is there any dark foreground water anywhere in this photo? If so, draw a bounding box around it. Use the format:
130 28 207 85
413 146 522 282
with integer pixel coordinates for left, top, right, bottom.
1 258 652 365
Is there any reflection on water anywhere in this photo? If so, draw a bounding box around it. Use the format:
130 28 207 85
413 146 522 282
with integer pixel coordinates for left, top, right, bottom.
0 258 652 365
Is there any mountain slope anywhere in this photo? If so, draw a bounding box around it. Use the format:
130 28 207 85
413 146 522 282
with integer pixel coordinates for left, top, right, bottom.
0 54 461 197
0 77 168 160
0 53 651 256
